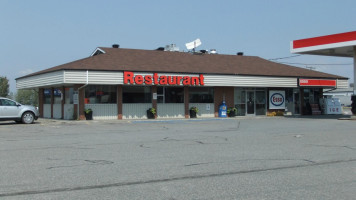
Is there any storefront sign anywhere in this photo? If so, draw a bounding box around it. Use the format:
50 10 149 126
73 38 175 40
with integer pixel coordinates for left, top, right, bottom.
299 79 336 87
269 91 285 110
124 71 204 86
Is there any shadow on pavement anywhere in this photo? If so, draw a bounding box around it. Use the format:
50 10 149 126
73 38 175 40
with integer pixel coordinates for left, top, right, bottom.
284 114 353 120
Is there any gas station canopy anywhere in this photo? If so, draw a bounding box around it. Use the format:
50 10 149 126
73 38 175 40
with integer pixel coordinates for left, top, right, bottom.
291 31 356 57
291 31 356 95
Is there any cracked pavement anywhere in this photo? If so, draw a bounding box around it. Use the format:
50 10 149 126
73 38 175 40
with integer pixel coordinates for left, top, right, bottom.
0 117 355 199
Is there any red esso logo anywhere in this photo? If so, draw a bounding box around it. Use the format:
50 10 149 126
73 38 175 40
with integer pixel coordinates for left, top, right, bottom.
270 93 284 106
300 79 308 84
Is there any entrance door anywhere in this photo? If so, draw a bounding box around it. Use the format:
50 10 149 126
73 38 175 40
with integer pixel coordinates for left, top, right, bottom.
246 91 255 115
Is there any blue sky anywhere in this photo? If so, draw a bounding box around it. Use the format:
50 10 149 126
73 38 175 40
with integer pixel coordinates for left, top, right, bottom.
1 0 355 92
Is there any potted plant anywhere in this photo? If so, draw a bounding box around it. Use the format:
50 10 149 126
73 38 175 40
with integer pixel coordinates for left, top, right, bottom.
190 106 199 118
84 108 93 120
147 108 156 119
227 107 237 117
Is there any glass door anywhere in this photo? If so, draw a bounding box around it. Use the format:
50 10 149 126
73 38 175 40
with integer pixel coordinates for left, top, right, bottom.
246 91 255 115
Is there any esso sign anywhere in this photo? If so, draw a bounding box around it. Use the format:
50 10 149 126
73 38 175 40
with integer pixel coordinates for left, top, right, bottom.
269 91 285 110
270 93 284 106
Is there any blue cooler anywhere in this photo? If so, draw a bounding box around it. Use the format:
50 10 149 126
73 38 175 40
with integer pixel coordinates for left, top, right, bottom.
218 101 227 117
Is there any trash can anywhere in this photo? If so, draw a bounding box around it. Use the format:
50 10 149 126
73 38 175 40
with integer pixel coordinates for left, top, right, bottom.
218 101 227 118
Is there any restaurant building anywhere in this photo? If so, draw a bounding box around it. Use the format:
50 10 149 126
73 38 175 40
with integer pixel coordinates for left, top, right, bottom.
16 45 348 120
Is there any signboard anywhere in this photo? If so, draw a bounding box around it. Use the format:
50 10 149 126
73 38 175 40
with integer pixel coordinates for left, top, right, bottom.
269 91 285 110
124 71 204 86
299 79 336 87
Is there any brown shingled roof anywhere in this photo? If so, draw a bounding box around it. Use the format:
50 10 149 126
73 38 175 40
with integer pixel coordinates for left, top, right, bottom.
18 47 347 79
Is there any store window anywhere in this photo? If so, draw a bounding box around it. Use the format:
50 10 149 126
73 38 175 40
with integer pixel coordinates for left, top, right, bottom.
85 85 117 104
157 87 184 103
65 88 74 104
255 90 266 115
234 88 246 116
43 89 51 104
123 86 151 103
189 87 214 103
53 89 62 104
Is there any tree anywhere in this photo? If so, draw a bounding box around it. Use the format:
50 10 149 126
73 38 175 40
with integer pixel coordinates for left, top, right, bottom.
15 89 39 106
0 76 10 97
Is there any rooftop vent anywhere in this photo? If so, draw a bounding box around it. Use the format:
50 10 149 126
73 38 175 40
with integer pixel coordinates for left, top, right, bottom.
156 47 165 51
164 44 179 52
210 49 217 54
237 52 244 56
112 44 120 48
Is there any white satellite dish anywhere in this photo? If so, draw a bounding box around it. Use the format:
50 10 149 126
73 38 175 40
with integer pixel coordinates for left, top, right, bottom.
185 38 202 50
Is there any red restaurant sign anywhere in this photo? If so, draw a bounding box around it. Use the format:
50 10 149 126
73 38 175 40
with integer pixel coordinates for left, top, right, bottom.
299 79 336 87
124 71 205 86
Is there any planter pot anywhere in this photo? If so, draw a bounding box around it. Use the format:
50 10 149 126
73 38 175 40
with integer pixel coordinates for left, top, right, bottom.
228 112 236 117
84 111 93 120
190 110 197 118
147 110 155 119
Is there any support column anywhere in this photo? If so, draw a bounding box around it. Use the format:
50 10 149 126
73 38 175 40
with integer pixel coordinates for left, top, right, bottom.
38 88 44 118
50 88 54 119
214 87 234 117
300 88 305 115
78 86 85 120
61 87 65 119
214 87 222 117
73 85 79 120
184 86 189 118
152 86 157 119
117 85 123 119
354 47 356 95
351 47 356 115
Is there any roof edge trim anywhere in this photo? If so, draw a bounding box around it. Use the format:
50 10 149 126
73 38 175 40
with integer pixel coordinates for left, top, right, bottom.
90 47 106 57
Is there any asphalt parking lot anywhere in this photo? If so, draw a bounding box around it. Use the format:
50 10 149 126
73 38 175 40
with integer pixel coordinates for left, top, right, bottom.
0 116 355 199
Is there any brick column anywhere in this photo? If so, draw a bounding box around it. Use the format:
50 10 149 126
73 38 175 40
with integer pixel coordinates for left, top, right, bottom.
38 88 44 118
117 85 123 119
78 86 85 120
73 85 79 120
214 87 234 117
184 86 189 118
152 86 157 119
50 88 54 119
61 87 65 119
300 88 305 115
214 87 222 117
225 87 234 108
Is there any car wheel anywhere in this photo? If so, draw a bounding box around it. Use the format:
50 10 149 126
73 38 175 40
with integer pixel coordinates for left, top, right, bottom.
22 112 34 124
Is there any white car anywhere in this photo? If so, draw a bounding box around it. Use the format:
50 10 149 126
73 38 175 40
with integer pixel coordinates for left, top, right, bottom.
0 97 39 124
